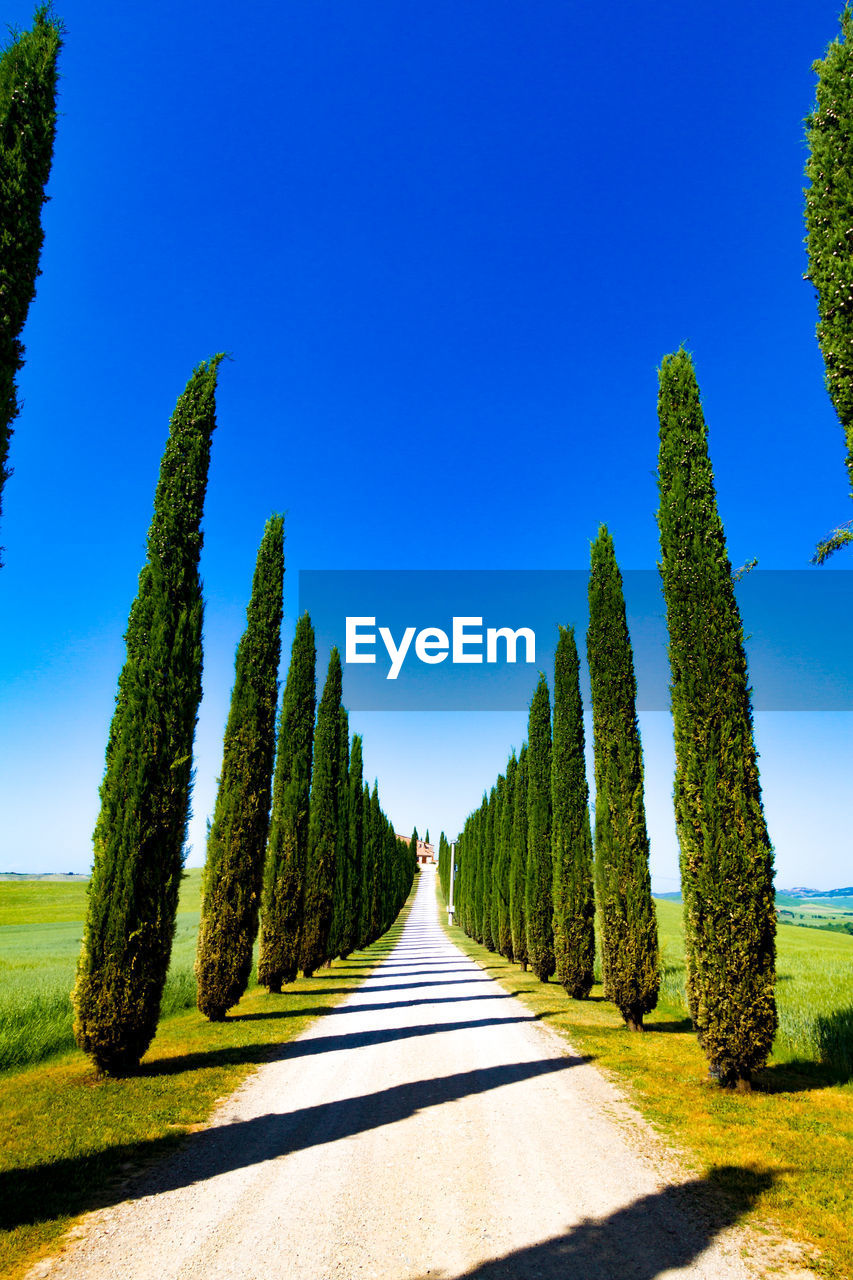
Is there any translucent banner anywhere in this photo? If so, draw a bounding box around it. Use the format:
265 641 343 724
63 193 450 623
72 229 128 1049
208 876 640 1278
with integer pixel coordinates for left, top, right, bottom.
297 569 853 711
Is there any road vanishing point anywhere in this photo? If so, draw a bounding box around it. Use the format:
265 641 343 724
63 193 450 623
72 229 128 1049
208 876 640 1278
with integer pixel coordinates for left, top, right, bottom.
37 867 768 1280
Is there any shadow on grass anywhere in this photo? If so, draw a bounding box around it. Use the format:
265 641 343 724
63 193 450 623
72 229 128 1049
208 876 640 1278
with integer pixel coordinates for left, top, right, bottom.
409 1165 776 1280
0 1056 588 1234
645 1017 694 1034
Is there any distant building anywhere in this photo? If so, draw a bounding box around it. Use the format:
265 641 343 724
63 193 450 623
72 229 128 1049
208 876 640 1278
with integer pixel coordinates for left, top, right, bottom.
396 834 435 866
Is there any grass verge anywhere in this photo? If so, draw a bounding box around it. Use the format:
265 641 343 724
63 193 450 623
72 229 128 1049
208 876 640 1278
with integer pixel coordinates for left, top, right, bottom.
439 890 853 1280
0 893 412 1280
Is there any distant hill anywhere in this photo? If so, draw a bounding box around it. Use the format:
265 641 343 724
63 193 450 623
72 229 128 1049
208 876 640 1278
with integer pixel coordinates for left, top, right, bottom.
779 886 853 899
0 872 88 881
655 887 853 913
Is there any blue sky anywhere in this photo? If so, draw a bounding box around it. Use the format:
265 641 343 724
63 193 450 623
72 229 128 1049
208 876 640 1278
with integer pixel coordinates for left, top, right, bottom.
0 0 851 889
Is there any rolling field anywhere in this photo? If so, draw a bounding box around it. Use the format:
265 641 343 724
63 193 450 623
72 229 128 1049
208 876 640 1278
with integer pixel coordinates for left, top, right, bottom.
0 871 204 1073
654 899 853 1077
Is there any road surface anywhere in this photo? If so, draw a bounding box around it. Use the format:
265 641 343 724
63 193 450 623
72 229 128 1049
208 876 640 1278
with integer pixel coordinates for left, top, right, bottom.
34 867 784 1279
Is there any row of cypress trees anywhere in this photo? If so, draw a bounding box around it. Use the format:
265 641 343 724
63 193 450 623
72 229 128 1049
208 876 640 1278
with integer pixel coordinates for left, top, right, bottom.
73 358 415 1074
197 602 416 1021
447 543 659 1033
445 347 777 1089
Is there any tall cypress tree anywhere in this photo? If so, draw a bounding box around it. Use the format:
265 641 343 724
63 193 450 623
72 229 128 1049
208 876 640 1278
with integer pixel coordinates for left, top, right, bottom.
340 732 364 956
491 771 510 957
551 626 596 1000
657 349 776 1089
357 779 372 948
509 744 529 968
328 707 351 961
805 9 853 562
195 515 284 1020
525 673 555 982
257 612 317 992
73 356 223 1074
0 5 63 557
587 531 659 1028
300 648 342 976
367 783 383 945
482 794 495 951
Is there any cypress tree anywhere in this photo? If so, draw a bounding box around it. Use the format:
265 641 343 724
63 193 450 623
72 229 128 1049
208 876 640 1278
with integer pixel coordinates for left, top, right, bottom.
357 779 372 948
0 5 63 557
509 744 529 968
410 825 419 871
328 707 351 960
383 825 399 930
368 783 383 946
73 356 223 1074
491 771 510 957
587 532 659 1028
525 674 555 982
340 733 364 956
466 808 479 942
551 625 596 1000
657 349 776 1089
301 648 342 976
805 9 853 561
257 612 316 991
481 794 495 951
195 515 284 1020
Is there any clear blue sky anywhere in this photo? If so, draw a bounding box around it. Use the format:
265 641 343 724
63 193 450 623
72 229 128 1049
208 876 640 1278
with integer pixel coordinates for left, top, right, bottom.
0 0 850 889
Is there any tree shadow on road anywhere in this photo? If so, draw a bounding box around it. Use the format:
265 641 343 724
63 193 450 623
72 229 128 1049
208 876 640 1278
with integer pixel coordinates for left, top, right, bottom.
408 1165 777 1280
229 991 517 1022
0 1056 588 1234
135 1014 552 1076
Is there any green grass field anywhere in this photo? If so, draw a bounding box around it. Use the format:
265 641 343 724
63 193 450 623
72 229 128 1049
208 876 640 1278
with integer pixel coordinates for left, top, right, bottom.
654 899 853 1077
441 886 853 1279
3 877 853 1276
0 874 414 1280
0 870 204 1073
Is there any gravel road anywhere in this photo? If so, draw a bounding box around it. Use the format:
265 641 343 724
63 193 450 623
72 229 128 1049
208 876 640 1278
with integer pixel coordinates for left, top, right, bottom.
34 867 783 1280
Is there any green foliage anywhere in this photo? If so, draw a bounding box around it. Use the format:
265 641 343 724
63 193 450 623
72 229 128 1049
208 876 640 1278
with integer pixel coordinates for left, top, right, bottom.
812 520 853 564
300 649 342 975
72 357 223 1075
328 708 351 959
195 516 284 1020
340 733 364 957
525 673 554 982
258 614 316 990
509 744 529 968
551 626 595 1000
357 781 372 948
805 6 853 529
366 782 383 945
0 4 62 556
492 770 512 958
587 531 659 1027
657 349 776 1088
481 795 495 951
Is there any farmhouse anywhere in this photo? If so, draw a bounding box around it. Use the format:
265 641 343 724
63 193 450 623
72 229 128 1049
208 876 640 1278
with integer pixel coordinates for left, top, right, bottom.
396 834 435 866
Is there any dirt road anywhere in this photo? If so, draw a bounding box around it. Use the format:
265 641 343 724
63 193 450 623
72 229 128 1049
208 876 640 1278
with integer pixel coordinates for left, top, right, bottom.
36 867 773 1279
